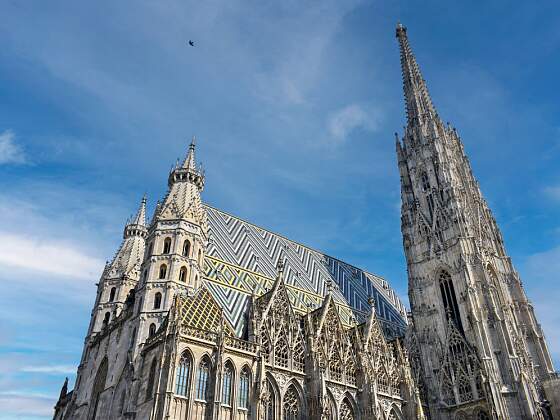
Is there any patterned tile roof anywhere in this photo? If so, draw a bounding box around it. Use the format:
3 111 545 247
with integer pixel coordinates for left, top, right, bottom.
202 205 408 338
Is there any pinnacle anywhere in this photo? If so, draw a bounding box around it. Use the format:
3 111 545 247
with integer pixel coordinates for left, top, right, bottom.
130 195 147 227
181 136 197 170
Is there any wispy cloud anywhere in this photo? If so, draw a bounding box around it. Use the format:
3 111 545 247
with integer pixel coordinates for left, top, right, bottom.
21 365 76 375
327 104 381 143
0 232 104 280
0 130 25 165
0 392 55 418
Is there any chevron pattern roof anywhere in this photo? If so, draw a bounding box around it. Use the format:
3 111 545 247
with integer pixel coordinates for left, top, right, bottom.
203 205 407 338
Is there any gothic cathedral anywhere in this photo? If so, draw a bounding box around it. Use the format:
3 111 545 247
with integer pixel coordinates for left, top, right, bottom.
53 25 559 420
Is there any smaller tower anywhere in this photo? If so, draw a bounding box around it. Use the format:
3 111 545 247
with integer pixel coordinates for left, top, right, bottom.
133 137 208 345
88 196 147 334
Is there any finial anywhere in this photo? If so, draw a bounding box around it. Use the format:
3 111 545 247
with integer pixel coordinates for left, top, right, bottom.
190 135 196 149
326 279 333 295
396 21 407 37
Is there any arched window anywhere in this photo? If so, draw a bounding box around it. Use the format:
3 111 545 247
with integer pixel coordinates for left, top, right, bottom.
264 379 276 420
198 249 202 265
339 397 355 420
102 311 110 328
282 385 301 420
196 359 210 401
149 323 156 337
175 352 192 397
179 266 188 283
221 362 234 406
146 358 157 400
163 238 172 254
129 328 137 349
477 411 490 420
438 271 463 331
90 358 108 420
109 287 116 302
153 292 162 309
420 171 430 191
238 367 250 409
182 240 191 257
159 264 167 279
274 336 289 368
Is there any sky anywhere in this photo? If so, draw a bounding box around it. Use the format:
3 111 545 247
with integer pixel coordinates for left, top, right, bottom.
1 0 560 418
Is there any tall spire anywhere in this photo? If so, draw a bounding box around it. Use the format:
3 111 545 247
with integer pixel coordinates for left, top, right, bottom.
124 195 148 239
168 136 204 191
396 23 437 125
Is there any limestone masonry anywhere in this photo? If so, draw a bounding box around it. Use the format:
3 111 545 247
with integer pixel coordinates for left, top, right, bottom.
53 24 559 420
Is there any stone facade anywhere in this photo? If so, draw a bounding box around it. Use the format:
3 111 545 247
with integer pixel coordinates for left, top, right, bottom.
53 24 558 420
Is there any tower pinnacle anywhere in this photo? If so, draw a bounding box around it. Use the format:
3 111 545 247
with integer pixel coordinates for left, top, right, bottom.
396 23 437 125
124 195 148 239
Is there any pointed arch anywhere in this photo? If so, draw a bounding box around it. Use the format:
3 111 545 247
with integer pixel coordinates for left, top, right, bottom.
282 383 303 420
195 356 212 401
153 292 162 309
238 365 251 409
148 323 156 337
339 395 355 420
324 389 336 420
90 357 108 420
163 237 172 254
159 264 167 279
387 406 404 420
175 350 193 397
221 360 235 406
179 266 188 283
146 357 158 401
263 375 279 420
109 287 116 302
438 270 463 331
182 239 191 257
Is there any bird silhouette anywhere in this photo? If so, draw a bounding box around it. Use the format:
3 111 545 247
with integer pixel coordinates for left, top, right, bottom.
188 40 194 46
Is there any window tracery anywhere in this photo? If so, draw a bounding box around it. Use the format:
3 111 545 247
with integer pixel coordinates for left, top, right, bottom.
439 271 462 331
275 335 289 368
263 379 276 420
221 362 234 406
238 368 250 409
175 352 192 397
282 385 301 420
196 359 210 401
339 397 355 420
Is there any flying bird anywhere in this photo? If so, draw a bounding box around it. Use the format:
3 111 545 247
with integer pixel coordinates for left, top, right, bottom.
188 40 194 46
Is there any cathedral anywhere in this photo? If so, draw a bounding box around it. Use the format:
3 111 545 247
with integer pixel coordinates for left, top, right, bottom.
53 25 559 420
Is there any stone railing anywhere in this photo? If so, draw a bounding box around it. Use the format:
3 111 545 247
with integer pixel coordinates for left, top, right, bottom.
223 335 257 353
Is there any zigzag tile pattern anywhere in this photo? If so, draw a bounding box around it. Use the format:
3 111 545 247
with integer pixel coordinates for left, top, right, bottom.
203 205 407 338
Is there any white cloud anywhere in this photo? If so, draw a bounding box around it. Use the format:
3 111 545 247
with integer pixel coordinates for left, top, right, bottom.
0 392 55 417
21 365 76 375
0 130 25 165
0 232 104 280
327 104 380 143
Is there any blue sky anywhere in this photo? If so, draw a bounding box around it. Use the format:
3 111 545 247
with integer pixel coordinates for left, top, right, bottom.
1 1 560 418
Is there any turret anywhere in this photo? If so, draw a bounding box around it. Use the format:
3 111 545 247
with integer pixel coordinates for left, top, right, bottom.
133 137 209 346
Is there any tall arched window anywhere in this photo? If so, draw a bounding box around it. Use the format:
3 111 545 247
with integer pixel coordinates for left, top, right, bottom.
90 358 108 420
159 264 167 279
163 238 172 254
179 266 187 283
339 397 355 420
420 171 430 191
221 362 234 406
129 328 136 349
175 352 192 397
282 385 301 420
238 367 250 409
109 287 116 302
264 379 276 420
102 311 110 328
275 336 289 368
153 292 162 309
198 249 202 266
148 323 156 337
438 271 463 331
182 240 191 257
146 358 157 401
196 359 210 401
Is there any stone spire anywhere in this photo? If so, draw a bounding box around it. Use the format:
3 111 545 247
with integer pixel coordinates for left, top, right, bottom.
396 23 437 126
124 195 147 239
